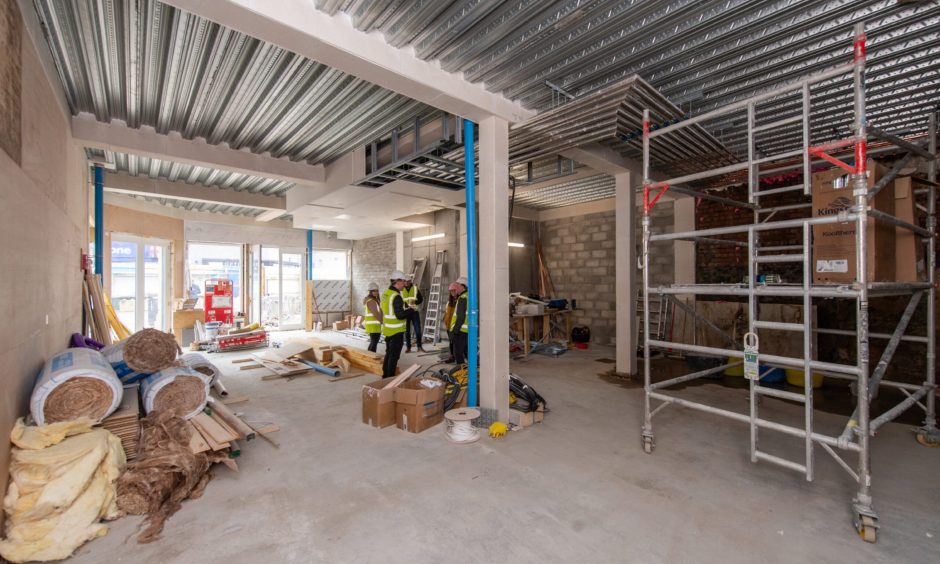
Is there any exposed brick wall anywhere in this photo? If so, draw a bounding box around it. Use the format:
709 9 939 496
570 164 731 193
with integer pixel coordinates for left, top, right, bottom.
351 233 395 312
695 178 808 284
539 203 674 346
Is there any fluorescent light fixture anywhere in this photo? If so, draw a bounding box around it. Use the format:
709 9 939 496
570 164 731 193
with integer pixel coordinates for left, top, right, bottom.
508 242 525 248
310 224 335 230
335 214 351 220
412 233 445 242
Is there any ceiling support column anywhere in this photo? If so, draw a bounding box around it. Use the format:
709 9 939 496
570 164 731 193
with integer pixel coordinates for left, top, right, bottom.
615 171 638 376
478 116 510 422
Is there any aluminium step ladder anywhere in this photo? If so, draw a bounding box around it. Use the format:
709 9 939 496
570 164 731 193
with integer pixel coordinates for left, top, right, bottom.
421 250 447 344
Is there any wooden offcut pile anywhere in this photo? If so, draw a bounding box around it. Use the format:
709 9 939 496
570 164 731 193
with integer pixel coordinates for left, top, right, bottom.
101 386 141 459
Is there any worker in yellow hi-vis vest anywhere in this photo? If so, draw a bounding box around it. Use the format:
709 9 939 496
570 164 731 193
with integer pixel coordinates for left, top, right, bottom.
362 282 383 353
449 276 469 364
401 273 425 353
381 270 408 378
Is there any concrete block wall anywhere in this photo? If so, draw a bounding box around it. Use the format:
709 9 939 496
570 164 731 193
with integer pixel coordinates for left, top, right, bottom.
351 233 395 313
539 203 674 345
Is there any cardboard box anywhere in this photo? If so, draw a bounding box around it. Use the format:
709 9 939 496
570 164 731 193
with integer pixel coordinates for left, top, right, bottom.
362 379 398 428
394 377 445 433
812 161 895 283
332 321 350 331
894 177 925 282
508 406 545 428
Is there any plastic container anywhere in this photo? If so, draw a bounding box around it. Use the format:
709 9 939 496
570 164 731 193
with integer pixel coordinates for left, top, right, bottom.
204 321 223 340
759 366 786 384
724 357 744 377
785 368 824 389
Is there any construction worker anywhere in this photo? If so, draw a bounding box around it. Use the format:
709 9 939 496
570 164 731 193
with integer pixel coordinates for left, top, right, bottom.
449 276 469 364
402 274 426 353
362 282 383 353
442 282 460 363
381 270 408 378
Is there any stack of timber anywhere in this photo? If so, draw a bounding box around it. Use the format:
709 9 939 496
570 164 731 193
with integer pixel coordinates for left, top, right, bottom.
100 385 142 459
82 271 112 345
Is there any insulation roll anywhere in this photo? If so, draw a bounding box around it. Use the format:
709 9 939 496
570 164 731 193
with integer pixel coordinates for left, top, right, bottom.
140 366 210 420
177 353 221 384
30 348 124 426
102 329 179 384
178 352 227 396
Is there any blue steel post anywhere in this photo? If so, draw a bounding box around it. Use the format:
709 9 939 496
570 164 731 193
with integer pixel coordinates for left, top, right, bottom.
94 165 104 277
306 229 314 280
464 119 479 408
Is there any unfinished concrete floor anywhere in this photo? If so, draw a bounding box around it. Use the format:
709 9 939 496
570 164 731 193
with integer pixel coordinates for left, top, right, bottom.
70 332 938 563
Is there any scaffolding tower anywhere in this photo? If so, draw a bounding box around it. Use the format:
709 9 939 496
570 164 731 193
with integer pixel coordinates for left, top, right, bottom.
639 23 938 543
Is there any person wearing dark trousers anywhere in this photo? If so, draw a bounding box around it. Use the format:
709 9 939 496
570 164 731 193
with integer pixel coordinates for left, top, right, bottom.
443 282 459 363
449 276 469 364
402 274 426 353
362 282 383 353
381 270 408 378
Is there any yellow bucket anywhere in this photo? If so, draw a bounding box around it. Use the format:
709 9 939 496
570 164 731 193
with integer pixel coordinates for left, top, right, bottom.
785 368 824 388
725 357 744 377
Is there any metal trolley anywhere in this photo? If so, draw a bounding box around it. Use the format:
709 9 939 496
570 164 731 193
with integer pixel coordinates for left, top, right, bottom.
639 24 938 543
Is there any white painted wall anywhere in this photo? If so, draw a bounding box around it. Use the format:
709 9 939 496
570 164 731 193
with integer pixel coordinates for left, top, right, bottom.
184 221 351 250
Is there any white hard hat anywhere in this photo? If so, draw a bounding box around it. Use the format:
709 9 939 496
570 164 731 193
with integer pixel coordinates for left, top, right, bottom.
390 270 406 281
456 276 468 287
368 282 379 291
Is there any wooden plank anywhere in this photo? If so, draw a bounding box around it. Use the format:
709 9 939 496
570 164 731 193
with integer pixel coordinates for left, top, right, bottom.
240 364 264 370
383 364 420 390
231 358 255 364
221 395 250 405
326 370 366 382
188 422 211 453
206 397 256 440
329 352 352 373
255 424 280 435
191 412 238 444
252 356 310 378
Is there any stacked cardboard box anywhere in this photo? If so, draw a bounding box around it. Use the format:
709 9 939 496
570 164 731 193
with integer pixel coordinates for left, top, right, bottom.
894 177 925 282
812 160 895 284
393 378 445 433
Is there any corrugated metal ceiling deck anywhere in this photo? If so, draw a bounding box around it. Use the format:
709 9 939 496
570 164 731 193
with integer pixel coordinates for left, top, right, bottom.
32 0 940 215
34 0 434 166
317 0 939 152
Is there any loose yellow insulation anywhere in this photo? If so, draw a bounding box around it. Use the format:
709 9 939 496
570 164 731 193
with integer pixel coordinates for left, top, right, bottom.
0 419 125 563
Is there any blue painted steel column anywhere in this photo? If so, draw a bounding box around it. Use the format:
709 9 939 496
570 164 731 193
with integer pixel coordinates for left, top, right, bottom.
306 229 314 280
464 119 479 408
94 165 104 276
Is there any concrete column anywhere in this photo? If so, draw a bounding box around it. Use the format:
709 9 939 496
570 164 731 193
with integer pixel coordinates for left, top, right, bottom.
478 116 510 422
615 172 637 375
458 208 468 276
673 197 696 285
395 232 404 271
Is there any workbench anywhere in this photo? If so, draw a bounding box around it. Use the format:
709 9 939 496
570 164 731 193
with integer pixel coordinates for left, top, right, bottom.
172 309 205 346
511 309 572 356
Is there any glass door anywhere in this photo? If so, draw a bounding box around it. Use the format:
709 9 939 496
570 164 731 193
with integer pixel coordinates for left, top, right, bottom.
258 246 305 330
280 250 304 330
110 237 169 332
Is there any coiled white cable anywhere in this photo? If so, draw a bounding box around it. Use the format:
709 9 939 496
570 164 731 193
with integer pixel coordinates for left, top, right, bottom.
444 408 481 443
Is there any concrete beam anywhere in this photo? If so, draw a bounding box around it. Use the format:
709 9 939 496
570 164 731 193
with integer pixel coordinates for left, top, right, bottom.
478 116 511 422
72 115 325 186
560 144 641 176
103 192 293 227
104 171 286 211
163 0 534 124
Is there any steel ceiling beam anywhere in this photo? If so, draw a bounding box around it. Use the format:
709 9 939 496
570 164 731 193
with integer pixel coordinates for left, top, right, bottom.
102 171 287 212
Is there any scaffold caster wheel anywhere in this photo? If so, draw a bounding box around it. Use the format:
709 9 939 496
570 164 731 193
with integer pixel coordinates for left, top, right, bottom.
914 428 939 448
858 515 877 543
642 436 654 454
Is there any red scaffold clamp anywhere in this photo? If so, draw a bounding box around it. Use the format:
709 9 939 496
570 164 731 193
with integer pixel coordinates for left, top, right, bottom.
643 181 670 214
807 138 867 175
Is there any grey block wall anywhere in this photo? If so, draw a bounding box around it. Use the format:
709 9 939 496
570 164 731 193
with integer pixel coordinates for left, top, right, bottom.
539 202 674 345
351 233 395 314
